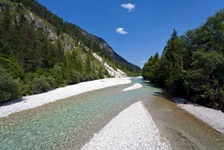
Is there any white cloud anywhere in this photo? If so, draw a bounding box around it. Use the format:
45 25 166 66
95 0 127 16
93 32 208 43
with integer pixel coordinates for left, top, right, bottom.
116 28 128 35
121 3 135 12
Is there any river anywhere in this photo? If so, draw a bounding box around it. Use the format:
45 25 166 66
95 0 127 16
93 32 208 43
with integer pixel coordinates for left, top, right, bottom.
0 77 223 149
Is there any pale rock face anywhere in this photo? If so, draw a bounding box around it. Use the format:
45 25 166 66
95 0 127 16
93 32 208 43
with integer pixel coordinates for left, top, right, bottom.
92 53 127 78
62 35 76 51
99 42 111 51
29 12 34 20
25 12 58 41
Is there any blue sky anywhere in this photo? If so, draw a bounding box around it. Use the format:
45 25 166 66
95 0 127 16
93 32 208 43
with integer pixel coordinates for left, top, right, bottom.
37 0 224 68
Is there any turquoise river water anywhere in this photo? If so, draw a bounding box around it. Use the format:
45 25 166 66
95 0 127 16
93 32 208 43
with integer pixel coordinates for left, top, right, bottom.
0 78 223 150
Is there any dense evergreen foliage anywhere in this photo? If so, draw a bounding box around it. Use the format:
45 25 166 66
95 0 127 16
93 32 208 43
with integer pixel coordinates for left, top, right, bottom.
0 0 140 102
142 10 224 109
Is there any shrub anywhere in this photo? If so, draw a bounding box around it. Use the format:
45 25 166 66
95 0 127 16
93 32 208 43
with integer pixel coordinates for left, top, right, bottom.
31 76 51 94
0 67 20 102
21 73 35 95
46 75 57 89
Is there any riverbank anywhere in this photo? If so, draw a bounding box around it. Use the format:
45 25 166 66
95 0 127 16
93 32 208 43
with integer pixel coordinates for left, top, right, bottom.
0 77 132 118
178 102 224 134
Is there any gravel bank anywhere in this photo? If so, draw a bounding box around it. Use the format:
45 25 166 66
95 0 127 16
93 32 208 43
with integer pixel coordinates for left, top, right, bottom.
0 78 131 118
82 101 171 150
178 103 224 134
123 83 143 91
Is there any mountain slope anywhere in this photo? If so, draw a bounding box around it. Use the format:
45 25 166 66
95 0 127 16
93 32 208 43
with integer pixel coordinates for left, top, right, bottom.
20 0 141 76
0 0 140 102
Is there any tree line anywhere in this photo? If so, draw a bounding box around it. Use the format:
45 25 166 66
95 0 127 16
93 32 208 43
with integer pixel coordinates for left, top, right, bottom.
142 10 224 109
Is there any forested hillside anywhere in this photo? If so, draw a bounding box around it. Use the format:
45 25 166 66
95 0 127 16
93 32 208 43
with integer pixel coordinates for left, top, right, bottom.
0 0 141 102
142 10 224 109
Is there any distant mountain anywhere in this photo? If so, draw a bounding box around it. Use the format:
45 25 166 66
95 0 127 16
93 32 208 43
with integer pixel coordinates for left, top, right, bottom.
0 0 141 102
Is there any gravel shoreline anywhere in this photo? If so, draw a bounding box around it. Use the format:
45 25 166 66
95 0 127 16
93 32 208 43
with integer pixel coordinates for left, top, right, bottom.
82 101 171 150
123 83 143 91
0 78 131 118
178 102 224 134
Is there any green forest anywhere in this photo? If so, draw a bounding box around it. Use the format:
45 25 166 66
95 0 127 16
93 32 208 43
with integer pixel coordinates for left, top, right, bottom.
142 10 224 109
0 0 141 102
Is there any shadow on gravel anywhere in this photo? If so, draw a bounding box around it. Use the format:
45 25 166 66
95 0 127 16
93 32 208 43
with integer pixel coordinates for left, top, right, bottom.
0 98 24 107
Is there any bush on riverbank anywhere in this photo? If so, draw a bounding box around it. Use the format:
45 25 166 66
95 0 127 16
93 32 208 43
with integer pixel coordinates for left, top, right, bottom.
0 67 20 102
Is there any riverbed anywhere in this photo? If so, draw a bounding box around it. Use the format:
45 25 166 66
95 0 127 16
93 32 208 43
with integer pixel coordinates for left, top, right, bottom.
0 77 223 150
